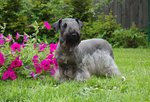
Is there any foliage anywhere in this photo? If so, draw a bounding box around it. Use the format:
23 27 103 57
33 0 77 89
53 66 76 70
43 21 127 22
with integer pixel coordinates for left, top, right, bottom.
0 0 148 48
81 12 121 40
111 26 148 48
81 12 147 48
70 0 93 21
0 0 72 36
0 0 27 34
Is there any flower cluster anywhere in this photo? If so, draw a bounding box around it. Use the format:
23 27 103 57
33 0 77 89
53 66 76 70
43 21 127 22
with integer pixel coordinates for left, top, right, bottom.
0 21 58 80
31 43 58 78
0 31 28 80
1 56 23 80
2 70 17 80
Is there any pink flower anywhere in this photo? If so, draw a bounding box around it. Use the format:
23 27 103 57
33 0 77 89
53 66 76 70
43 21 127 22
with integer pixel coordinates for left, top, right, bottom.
0 52 5 66
50 67 57 76
6 34 12 42
16 32 20 40
50 43 57 53
2 70 10 80
9 70 17 80
10 42 21 52
23 34 28 43
0 34 5 45
34 64 42 74
30 72 36 79
46 54 53 60
21 43 25 48
39 43 47 52
0 39 5 45
44 21 51 30
7 66 13 71
40 59 51 71
34 43 37 49
0 34 3 39
2 70 17 80
53 58 58 67
32 55 39 64
10 56 23 68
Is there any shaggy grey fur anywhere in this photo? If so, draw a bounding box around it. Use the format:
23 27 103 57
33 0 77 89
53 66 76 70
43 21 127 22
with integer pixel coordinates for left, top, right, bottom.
53 18 120 82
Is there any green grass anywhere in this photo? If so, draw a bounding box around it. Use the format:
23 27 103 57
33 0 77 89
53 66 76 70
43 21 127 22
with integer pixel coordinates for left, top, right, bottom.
0 49 150 102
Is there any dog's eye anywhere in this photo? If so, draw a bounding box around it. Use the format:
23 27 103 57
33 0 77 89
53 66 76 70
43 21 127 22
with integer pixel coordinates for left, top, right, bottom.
63 23 67 28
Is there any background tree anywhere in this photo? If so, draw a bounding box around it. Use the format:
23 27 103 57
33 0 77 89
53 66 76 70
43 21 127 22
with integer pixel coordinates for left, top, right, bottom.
0 0 29 35
70 0 93 22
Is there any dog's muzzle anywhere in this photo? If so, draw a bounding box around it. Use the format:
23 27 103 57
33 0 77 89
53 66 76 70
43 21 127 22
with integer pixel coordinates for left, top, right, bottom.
66 32 80 46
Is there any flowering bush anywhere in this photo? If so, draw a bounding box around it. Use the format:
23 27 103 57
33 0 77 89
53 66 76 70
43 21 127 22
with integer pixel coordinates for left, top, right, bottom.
0 21 58 80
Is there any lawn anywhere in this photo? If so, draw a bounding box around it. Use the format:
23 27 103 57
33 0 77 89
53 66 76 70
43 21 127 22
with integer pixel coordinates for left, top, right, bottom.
0 49 150 102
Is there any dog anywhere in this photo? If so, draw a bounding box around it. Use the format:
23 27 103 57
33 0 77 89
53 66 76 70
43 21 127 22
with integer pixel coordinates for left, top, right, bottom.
53 18 120 82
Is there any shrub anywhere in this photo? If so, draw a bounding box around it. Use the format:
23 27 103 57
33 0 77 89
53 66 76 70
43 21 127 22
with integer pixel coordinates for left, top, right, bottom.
0 0 148 49
0 0 72 35
81 12 121 40
70 0 93 22
111 26 148 48
81 13 147 48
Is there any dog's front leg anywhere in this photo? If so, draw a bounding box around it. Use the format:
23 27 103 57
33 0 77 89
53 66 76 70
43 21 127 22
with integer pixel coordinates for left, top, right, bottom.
74 69 90 81
54 66 69 82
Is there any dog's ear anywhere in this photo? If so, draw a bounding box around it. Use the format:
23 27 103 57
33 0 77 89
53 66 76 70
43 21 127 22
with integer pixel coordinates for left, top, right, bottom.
75 18 83 29
61 23 67 34
53 19 62 32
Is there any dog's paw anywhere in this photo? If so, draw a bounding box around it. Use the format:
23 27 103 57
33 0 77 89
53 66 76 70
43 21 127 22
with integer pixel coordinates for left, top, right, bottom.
75 78 87 82
74 72 90 82
58 77 69 83
74 76 85 81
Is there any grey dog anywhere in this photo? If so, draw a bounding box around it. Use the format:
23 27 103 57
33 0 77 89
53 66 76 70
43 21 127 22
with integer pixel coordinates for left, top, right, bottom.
53 18 120 82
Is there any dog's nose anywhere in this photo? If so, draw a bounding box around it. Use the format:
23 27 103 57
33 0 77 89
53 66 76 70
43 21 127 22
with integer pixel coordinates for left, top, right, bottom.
72 34 77 37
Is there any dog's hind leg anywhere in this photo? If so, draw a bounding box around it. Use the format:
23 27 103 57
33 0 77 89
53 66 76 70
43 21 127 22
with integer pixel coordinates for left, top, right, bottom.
103 65 121 77
102 58 121 77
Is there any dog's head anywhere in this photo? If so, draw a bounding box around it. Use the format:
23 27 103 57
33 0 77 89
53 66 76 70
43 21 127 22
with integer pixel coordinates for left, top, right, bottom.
53 18 83 49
